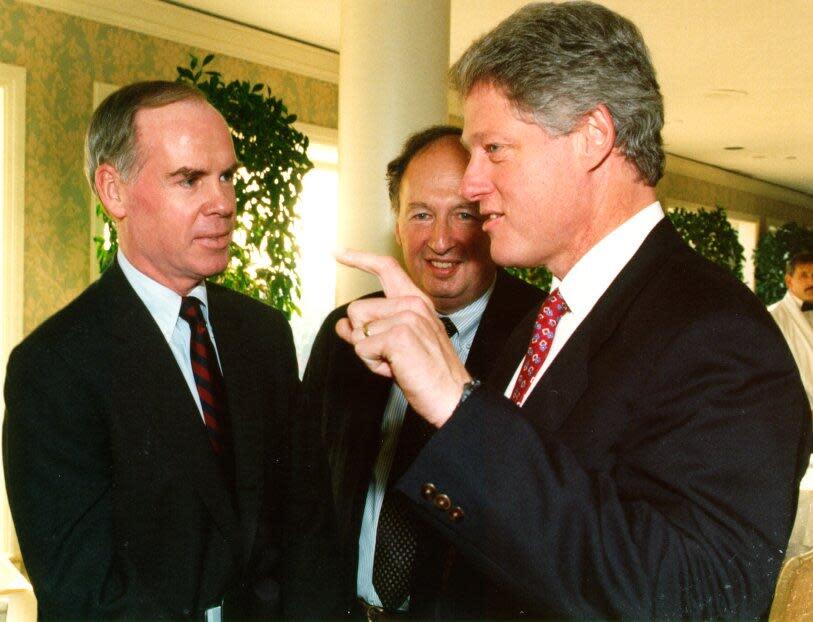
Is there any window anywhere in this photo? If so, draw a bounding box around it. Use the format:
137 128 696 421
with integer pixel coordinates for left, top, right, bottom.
288 126 339 374
0 62 26 560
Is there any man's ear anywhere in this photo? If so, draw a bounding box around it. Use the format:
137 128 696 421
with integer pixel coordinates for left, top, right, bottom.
94 163 127 220
574 104 616 172
785 273 794 290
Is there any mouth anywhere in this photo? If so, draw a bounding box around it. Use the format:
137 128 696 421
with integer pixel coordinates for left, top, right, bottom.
481 211 504 232
425 258 463 277
195 232 233 250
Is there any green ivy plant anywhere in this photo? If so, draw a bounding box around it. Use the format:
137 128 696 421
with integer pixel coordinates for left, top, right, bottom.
507 265 552 291
754 222 813 305
95 54 312 319
666 205 744 281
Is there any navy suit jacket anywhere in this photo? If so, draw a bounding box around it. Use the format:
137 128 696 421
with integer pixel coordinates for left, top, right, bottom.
398 220 812 620
4 262 337 620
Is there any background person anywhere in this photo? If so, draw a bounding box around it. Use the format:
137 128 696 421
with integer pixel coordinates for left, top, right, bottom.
303 125 542 619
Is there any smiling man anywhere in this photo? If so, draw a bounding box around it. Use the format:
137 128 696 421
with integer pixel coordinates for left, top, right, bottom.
333 3 810 620
302 125 541 619
3 81 336 620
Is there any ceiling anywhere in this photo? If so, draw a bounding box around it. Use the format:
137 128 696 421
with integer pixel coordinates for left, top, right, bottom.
172 0 812 197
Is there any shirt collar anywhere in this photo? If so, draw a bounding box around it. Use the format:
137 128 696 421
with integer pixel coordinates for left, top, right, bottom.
442 276 496 351
558 202 664 320
787 291 805 309
117 250 209 340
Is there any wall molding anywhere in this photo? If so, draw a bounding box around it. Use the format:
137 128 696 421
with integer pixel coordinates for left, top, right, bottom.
20 0 339 84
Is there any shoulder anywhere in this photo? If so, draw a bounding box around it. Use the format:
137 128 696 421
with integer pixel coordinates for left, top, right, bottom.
206 281 290 333
11 278 107 366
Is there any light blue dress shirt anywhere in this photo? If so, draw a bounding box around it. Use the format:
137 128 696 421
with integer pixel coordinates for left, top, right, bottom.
356 280 495 609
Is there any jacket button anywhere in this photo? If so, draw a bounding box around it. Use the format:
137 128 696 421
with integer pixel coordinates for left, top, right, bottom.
434 493 451 511
448 506 465 522
421 483 437 500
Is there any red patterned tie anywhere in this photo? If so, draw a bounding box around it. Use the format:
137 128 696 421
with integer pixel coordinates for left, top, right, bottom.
509 289 569 406
179 297 229 455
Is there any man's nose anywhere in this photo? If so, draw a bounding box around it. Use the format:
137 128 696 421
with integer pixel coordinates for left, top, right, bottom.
428 219 453 253
460 154 492 202
206 181 236 217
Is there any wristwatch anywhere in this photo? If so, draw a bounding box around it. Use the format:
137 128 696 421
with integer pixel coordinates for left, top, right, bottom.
458 378 481 406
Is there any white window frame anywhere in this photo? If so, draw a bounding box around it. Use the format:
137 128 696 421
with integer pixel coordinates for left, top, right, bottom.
0 62 26 561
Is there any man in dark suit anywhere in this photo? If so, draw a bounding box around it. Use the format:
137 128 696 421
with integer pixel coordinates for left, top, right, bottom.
303 126 542 619
334 3 811 619
3 81 334 620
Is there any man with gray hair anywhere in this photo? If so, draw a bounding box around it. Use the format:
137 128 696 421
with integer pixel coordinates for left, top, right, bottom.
334 2 810 619
4 80 338 620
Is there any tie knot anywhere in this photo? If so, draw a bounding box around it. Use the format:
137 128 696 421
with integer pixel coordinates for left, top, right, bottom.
439 316 457 338
180 296 204 326
543 288 569 319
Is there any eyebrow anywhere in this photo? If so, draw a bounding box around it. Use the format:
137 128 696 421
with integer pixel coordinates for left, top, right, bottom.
167 162 240 180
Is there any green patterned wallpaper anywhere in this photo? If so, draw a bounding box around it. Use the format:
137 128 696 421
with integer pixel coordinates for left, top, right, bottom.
0 0 337 333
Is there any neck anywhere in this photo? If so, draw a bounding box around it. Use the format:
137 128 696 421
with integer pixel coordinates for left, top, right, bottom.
551 161 657 280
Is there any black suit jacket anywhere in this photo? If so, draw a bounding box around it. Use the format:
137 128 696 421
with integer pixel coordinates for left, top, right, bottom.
302 269 544 619
398 220 812 620
3 262 336 620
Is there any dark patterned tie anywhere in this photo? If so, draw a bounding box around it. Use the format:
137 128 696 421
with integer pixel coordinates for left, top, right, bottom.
509 289 569 406
372 316 457 610
179 297 230 457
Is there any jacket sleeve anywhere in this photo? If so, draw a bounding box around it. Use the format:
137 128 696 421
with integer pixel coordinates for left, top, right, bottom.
397 307 811 620
3 343 147 618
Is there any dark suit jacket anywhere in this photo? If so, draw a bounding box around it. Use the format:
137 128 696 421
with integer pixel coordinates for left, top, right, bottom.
302 269 544 619
3 262 336 620
398 220 812 620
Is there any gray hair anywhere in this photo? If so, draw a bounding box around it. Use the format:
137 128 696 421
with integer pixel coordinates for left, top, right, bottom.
85 80 207 197
386 125 463 213
450 1 664 186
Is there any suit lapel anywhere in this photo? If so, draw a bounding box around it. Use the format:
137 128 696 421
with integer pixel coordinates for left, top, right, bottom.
510 220 684 431
100 264 241 546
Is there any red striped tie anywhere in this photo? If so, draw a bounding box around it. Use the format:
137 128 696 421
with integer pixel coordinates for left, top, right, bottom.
179 297 229 455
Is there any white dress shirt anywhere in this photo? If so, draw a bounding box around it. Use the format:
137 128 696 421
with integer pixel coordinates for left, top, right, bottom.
505 202 665 404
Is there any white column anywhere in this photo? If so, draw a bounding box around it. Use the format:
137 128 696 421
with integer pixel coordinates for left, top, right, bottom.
337 0 450 304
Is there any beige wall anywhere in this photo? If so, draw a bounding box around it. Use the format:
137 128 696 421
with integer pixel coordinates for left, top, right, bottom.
0 0 338 333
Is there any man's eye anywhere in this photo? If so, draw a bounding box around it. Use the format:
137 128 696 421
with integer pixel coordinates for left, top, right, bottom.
180 177 195 187
411 212 431 221
221 171 235 183
485 143 502 153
